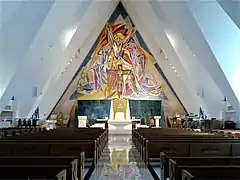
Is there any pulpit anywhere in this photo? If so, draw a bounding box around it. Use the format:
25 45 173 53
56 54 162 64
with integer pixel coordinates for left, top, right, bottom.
154 116 161 128
78 116 87 128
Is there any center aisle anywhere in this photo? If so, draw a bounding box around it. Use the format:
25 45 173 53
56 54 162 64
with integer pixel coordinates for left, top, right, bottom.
90 134 154 180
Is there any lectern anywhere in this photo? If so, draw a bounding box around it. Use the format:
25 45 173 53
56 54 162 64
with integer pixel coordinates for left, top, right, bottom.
78 116 87 128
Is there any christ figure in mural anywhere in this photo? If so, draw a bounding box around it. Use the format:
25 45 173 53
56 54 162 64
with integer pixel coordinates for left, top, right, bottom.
106 23 137 63
107 64 132 99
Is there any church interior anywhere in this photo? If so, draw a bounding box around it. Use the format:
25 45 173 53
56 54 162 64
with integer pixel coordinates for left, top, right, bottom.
0 0 239 179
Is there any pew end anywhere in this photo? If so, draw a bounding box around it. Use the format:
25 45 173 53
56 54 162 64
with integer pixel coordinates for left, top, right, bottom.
160 152 166 180
169 159 177 180
56 169 67 180
182 169 195 180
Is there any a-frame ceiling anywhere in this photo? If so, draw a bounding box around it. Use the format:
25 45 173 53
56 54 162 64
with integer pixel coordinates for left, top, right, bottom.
0 0 239 123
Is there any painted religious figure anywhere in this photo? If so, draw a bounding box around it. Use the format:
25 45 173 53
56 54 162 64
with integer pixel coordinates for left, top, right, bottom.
51 3 187 129
75 21 164 100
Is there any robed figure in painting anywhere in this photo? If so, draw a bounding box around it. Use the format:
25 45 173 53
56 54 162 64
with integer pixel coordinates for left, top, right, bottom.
75 22 164 100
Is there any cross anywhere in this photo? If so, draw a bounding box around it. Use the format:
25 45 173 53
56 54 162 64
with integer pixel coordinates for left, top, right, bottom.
106 64 132 99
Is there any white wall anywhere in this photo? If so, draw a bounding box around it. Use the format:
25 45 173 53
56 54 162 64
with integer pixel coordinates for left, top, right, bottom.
188 0 240 102
2 0 238 123
0 0 26 29
217 0 240 30
34 1 119 119
122 1 202 115
154 1 239 119
0 1 92 117
0 0 54 99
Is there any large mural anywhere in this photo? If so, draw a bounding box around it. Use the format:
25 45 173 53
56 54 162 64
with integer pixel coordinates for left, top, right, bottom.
51 3 186 119
75 21 164 100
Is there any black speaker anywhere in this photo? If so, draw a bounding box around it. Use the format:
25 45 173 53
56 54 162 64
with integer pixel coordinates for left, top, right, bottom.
18 119 22 127
225 120 236 130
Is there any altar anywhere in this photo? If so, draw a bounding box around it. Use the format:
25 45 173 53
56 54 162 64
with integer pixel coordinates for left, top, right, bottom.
109 99 131 134
91 99 134 134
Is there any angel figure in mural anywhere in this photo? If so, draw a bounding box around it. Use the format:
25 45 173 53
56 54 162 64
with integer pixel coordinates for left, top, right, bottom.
77 68 93 94
124 41 145 80
124 72 139 96
106 23 137 64
97 45 112 83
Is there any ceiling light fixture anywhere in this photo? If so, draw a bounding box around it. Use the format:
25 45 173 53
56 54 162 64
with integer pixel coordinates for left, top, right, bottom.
172 66 175 69
174 69 177 72
193 54 196 57
68 62 70 65
70 59 72 62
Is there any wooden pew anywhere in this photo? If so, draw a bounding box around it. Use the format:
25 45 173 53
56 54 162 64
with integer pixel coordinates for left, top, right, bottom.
0 127 107 179
160 152 240 180
181 166 240 180
0 127 46 138
132 128 240 180
6 128 108 158
0 153 84 180
0 165 69 179
0 128 108 166
147 139 240 162
132 129 240 163
168 157 240 180
132 128 225 156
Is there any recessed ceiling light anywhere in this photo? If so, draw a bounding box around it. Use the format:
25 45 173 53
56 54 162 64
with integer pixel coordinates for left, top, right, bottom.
177 74 179 76
165 56 167 59
172 66 175 69
70 59 72 62
63 69 66 72
174 70 177 72
170 63 172 66
73 55 76 58
193 54 196 56
68 62 70 65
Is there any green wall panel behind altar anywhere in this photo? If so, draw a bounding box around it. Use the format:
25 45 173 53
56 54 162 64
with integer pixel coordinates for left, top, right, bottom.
129 100 162 125
75 100 111 126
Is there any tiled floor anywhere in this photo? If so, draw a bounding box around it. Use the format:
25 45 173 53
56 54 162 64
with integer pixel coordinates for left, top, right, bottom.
90 134 154 180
